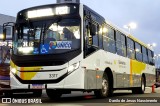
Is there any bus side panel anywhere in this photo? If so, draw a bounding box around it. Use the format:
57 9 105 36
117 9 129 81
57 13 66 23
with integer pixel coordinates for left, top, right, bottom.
84 69 96 89
63 53 85 89
145 65 156 87
82 50 104 90
131 60 155 88
82 50 118 90
10 72 29 89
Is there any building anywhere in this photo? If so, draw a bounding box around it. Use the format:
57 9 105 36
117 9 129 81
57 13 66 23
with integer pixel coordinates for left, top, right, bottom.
0 13 15 40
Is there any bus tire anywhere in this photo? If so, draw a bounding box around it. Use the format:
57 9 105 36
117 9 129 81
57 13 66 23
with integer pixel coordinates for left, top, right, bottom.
33 90 42 97
94 73 113 98
139 76 146 94
46 89 62 100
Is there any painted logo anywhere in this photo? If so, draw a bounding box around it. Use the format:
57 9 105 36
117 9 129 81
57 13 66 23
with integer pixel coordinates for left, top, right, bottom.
40 44 49 54
49 41 57 49
49 41 72 49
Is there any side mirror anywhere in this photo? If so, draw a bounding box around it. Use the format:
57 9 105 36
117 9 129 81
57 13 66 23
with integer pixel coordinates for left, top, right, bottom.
2 22 15 41
3 28 6 41
90 24 97 35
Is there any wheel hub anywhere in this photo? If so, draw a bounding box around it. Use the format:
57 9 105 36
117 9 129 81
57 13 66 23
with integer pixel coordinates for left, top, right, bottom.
102 79 108 95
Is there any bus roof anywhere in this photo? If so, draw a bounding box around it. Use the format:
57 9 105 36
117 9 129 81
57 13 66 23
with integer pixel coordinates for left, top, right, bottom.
82 4 150 50
105 20 152 51
128 35 152 50
17 3 80 15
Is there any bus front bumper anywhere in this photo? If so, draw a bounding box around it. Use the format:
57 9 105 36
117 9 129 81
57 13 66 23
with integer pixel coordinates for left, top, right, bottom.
10 67 85 90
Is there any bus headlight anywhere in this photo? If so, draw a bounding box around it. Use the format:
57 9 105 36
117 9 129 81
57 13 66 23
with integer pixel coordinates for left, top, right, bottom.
68 62 80 73
18 47 34 54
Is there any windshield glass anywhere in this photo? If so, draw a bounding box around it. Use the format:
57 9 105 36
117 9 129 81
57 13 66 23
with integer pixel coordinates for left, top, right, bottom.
13 18 81 55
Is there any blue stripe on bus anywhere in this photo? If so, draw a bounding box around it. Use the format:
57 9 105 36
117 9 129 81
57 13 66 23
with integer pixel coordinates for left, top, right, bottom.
0 75 10 80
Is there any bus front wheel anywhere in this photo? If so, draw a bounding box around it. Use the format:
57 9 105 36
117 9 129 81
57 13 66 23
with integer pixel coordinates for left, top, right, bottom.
46 89 62 100
94 73 113 98
33 89 42 97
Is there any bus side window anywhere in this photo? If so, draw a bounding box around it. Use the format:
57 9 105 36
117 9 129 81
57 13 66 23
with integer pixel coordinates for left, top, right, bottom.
148 50 154 65
103 25 116 53
135 42 142 62
116 31 126 57
121 34 126 57
151 51 155 65
127 38 135 59
142 46 149 64
98 25 103 49
116 31 121 55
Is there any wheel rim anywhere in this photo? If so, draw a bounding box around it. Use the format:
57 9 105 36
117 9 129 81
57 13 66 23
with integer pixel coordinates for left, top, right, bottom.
102 78 108 95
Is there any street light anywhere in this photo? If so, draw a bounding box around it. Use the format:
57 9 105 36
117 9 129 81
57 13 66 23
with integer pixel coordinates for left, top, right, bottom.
124 22 137 34
148 43 156 47
151 43 156 47
147 43 157 49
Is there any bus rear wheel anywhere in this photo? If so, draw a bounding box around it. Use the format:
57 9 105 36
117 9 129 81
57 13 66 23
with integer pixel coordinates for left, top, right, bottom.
139 76 146 94
94 73 113 98
46 89 62 100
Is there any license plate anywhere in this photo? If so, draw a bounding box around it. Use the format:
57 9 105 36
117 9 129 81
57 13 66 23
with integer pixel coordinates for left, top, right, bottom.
31 84 45 89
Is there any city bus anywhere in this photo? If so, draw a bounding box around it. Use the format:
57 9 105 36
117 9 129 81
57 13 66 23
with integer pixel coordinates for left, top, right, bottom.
3 0 155 99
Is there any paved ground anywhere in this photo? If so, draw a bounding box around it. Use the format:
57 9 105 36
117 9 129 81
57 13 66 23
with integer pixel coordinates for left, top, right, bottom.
0 87 160 106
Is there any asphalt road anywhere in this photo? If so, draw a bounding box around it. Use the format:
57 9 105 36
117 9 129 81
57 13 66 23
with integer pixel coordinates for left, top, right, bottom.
0 87 160 106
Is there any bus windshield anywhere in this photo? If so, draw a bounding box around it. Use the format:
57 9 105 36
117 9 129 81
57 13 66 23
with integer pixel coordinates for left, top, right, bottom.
13 18 81 55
